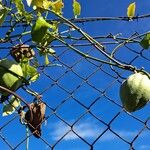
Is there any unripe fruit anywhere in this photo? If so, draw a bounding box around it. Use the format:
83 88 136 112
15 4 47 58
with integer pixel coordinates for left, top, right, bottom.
0 59 23 96
31 16 51 43
120 72 150 112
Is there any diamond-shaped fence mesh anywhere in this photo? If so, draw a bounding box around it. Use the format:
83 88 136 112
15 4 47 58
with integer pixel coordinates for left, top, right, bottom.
0 1 150 150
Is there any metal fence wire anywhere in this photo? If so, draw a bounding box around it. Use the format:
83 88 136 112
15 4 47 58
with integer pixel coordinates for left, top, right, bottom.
0 2 150 150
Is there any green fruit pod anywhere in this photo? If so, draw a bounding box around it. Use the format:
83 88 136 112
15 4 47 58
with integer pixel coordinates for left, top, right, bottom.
120 72 150 112
31 16 51 43
0 59 23 96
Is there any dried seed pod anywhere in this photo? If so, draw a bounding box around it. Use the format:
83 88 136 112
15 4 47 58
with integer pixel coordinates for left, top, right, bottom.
11 44 35 62
25 102 46 138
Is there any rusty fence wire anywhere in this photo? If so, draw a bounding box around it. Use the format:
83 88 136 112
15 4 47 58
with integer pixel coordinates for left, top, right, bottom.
0 4 150 150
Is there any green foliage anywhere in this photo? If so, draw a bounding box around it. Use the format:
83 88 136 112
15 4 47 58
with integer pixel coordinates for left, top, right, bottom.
73 0 81 18
26 0 51 9
127 2 136 20
0 0 83 118
13 0 25 15
39 47 56 65
26 0 43 8
0 4 9 26
3 96 21 116
20 59 39 82
26 0 64 14
31 16 58 45
31 16 52 43
13 0 32 22
7 0 82 89
44 54 50 65
140 33 150 49
51 0 64 15
0 59 23 96
47 48 56 55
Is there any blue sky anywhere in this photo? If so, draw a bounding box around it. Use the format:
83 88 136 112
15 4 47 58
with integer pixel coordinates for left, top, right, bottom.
0 0 150 150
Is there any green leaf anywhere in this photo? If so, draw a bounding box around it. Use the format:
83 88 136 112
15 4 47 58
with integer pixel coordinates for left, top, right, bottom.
20 60 28 78
127 2 136 19
26 0 52 10
43 0 52 9
0 59 23 95
3 104 15 116
0 5 9 26
140 33 150 49
31 16 52 43
41 33 56 46
30 73 39 82
3 96 20 116
73 0 81 18
26 0 43 7
10 95 21 107
13 0 24 15
45 54 50 65
21 61 39 82
48 48 56 55
52 0 64 15
27 65 39 82
13 0 32 22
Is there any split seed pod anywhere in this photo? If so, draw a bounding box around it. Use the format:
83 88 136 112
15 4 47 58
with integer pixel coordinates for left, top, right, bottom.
25 102 46 138
11 44 35 62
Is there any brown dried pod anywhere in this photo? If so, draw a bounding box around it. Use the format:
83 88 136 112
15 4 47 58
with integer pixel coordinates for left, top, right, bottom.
25 102 46 138
11 44 35 62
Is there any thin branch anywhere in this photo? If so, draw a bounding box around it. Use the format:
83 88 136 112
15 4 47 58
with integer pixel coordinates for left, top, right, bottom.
0 85 29 107
48 10 136 72
55 35 133 70
2 14 150 28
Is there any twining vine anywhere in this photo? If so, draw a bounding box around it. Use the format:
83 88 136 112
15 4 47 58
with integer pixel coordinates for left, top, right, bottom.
0 1 150 148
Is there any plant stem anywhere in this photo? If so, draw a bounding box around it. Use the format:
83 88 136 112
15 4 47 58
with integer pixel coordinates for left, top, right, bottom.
55 35 120 67
47 10 136 72
26 126 29 150
0 85 29 107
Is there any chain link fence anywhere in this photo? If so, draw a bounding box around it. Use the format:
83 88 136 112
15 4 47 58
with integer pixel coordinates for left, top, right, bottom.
0 1 150 150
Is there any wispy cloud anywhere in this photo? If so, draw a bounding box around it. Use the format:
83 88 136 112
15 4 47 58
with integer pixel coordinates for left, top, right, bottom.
101 130 137 142
139 145 150 150
48 120 150 142
49 120 101 141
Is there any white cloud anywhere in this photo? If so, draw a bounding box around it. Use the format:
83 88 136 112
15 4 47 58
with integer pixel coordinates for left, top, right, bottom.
101 130 137 142
101 129 150 142
50 122 70 141
49 120 102 141
48 120 150 142
139 145 150 150
65 122 101 140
